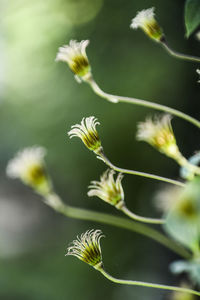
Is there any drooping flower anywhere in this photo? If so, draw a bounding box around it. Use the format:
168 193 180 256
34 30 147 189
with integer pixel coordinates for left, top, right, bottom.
56 40 91 81
68 116 102 154
88 169 124 208
6 146 52 195
136 114 180 159
66 229 104 269
130 7 163 42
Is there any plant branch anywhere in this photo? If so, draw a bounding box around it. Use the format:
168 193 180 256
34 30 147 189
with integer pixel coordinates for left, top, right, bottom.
43 193 190 259
120 205 165 225
99 268 200 297
97 151 185 188
161 41 200 63
86 77 200 129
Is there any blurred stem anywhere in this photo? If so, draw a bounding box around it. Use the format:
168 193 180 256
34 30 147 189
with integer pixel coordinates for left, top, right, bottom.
175 153 200 176
99 268 200 297
97 151 185 188
43 193 190 259
86 76 200 129
120 205 165 225
161 40 200 63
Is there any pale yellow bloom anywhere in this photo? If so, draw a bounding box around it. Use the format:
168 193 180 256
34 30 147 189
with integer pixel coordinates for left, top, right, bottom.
137 114 180 159
56 40 91 81
88 169 124 208
6 146 51 195
130 7 163 41
68 116 102 153
66 229 104 269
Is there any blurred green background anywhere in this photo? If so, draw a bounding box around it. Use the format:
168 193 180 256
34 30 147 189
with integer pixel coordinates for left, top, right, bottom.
0 0 200 299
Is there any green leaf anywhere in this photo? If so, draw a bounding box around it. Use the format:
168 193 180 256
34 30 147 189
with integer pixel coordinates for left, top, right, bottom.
185 0 200 38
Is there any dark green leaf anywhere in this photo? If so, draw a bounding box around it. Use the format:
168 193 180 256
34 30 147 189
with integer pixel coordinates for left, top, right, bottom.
185 0 200 38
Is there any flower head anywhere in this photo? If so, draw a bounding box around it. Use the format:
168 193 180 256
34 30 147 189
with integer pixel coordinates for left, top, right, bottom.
197 69 200 83
88 169 124 208
136 114 180 158
66 229 104 269
68 116 102 154
56 40 91 80
6 146 52 195
130 7 163 41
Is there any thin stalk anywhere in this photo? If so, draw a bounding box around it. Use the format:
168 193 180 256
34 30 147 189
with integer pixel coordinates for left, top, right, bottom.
161 41 200 63
98 151 185 188
44 193 190 259
120 205 165 225
99 268 200 297
86 77 200 129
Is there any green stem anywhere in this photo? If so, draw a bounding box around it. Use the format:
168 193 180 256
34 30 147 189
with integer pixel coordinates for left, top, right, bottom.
43 193 190 259
120 205 165 225
86 77 200 129
98 151 185 188
175 153 200 176
161 41 200 63
99 268 200 297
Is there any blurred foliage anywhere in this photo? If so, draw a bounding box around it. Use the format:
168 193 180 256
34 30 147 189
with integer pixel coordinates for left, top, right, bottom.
184 0 200 38
0 0 200 299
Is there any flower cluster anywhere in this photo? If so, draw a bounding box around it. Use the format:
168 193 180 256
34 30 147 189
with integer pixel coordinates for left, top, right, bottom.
68 116 102 154
88 169 124 208
6 146 52 195
130 7 163 42
66 229 104 270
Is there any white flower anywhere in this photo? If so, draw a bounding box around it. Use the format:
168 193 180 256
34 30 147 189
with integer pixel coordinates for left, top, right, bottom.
196 31 200 41
130 7 163 41
197 69 200 83
66 229 104 269
136 114 180 158
68 116 102 153
6 146 51 194
88 169 124 208
56 40 91 80
154 186 181 213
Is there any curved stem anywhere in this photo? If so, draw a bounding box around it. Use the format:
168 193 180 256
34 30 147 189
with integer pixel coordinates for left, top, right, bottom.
98 151 185 188
161 41 200 63
120 205 165 225
44 193 190 259
99 268 200 297
86 77 200 129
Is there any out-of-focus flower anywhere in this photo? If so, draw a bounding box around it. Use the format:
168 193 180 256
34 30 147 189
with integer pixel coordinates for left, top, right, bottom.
197 69 200 83
163 177 200 253
66 229 104 269
196 31 200 41
68 116 102 154
56 40 91 81
88 169 124 208
130 7 163 42
6 146 52 195
154 186 181 214
136 114 180 159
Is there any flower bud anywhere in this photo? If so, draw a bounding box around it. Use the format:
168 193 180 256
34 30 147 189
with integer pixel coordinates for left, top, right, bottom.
66 229 104 270
88 169 124 209
68 116 102 154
